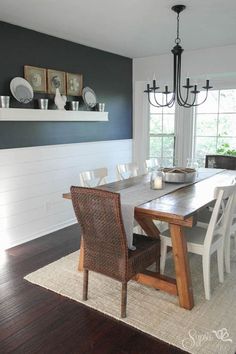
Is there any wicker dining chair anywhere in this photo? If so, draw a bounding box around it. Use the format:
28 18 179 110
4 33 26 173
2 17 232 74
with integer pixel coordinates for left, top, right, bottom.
70 186 160 318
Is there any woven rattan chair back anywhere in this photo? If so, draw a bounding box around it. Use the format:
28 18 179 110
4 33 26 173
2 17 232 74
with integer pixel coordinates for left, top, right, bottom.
71 186 160 318
71 186 128 281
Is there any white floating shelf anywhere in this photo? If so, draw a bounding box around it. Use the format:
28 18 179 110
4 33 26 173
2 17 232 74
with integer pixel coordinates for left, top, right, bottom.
0 108 108 122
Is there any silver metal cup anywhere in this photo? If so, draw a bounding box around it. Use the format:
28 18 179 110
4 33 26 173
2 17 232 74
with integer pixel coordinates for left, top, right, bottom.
0 96 10 108
38 99 48 110
71 101 79 111
97 103 105 112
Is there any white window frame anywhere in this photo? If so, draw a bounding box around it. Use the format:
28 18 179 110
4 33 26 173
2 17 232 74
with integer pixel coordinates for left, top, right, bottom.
133 79 236 173
148 97 176 166
192 88 236 166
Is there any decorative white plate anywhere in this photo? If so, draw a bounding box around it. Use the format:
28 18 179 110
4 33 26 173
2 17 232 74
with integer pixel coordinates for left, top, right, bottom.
82 87 97 108
10 77 34 104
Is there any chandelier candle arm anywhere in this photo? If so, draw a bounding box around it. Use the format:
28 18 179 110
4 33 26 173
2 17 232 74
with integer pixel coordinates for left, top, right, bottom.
145 4 213 108
182 78 193 89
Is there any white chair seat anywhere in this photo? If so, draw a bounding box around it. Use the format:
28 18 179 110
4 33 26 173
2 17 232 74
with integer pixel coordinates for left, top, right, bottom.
161 225 223 255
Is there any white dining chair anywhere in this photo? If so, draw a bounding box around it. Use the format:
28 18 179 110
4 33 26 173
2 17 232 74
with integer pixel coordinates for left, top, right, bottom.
160 184 236 300
116 163 139 181
198 178 236 274
79 167 108 187
145 158 159 173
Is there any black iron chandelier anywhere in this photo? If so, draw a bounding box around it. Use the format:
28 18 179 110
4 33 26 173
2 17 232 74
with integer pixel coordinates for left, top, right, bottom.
145 5 213 108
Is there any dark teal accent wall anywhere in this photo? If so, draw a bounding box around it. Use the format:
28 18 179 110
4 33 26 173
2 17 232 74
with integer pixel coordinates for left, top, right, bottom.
0 21 132 149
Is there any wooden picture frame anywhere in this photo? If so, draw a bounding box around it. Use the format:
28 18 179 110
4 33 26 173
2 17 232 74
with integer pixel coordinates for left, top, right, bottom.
47 69 66 95
66 72 83 96
24 65 47 93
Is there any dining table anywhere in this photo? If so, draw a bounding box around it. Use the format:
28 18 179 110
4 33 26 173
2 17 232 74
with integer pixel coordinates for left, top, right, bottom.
63 168 236 310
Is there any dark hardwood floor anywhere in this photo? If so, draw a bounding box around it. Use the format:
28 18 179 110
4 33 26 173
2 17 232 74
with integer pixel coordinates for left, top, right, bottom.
0 225 186 354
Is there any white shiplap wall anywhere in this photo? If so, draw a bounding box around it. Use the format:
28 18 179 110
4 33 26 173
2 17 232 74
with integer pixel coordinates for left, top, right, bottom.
0 139 132 249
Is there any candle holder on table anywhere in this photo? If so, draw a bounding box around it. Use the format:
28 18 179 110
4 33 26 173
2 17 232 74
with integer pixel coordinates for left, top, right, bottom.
150 170 165 190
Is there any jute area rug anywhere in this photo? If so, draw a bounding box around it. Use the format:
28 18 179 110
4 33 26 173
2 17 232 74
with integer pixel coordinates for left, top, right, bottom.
25 249 236 354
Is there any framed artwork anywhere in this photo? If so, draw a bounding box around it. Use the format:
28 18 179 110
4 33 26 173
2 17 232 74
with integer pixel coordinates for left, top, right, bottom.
24 65 47 93
47 69 66 95
66 72 83 96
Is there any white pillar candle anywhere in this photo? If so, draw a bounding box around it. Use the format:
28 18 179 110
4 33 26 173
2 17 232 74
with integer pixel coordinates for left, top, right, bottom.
154 176 163 189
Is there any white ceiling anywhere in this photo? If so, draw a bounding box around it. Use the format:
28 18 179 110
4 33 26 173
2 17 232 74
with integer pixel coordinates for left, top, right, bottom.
0 0 236 58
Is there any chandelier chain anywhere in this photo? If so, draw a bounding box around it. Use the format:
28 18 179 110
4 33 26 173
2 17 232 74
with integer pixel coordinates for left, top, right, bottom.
175 13 181 45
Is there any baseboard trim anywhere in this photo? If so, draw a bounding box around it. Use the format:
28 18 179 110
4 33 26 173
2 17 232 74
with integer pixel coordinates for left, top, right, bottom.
6 218 77 250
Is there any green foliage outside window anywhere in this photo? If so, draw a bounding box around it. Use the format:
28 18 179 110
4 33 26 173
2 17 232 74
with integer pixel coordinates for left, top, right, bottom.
216 143 236 156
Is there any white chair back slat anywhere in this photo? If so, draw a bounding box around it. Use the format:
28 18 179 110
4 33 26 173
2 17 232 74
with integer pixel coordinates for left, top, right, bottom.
79 167 108 187
204 189 224 249
221 184 236 273
116 163 138 181
145 158 159 173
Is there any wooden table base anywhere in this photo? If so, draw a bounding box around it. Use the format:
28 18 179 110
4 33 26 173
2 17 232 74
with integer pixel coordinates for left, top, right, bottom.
134 271 177 296
169 223 194 309
135 212 194 310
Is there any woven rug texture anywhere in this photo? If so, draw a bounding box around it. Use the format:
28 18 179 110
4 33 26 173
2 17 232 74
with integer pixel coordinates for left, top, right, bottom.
25 248 236 354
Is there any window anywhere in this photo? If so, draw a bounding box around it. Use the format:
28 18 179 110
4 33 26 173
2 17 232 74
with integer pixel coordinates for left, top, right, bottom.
193 89 236 166
149 93 176 167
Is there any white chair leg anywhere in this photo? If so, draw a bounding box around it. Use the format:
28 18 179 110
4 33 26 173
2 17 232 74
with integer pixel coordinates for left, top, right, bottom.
202 255 211 300
217 247 224 283
160 240 167 274
224 237 231 274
